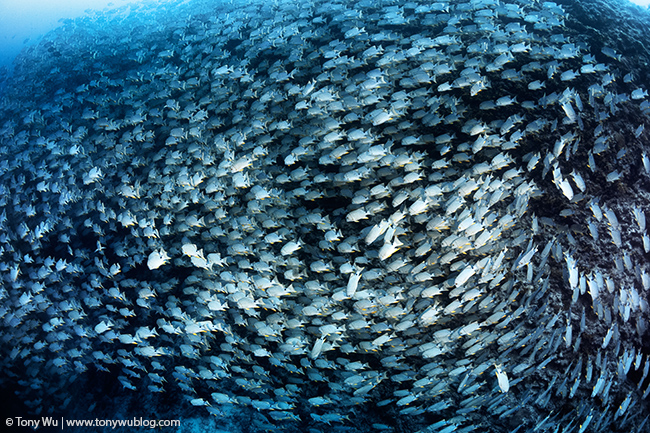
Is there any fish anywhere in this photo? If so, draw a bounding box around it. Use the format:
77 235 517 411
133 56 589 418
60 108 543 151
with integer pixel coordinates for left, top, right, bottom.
0 0 648 431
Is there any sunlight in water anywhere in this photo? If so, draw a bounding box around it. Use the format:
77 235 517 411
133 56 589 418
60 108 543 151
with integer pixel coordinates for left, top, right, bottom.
0 0 145 68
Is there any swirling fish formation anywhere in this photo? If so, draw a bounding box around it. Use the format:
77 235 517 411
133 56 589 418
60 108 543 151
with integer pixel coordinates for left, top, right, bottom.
0 0 649 432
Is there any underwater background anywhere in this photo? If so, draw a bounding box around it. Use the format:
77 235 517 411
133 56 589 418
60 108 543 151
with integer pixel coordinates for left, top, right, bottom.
1 0 650 432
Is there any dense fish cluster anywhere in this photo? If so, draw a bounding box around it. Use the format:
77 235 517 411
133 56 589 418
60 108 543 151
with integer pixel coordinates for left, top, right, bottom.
1 0 650 431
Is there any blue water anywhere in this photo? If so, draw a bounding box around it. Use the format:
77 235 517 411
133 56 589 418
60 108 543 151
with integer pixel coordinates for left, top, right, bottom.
0 0 142 71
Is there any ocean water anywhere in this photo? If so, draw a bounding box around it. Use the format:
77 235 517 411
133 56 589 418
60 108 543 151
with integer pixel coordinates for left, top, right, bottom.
0 1 650 432
0 0 141 71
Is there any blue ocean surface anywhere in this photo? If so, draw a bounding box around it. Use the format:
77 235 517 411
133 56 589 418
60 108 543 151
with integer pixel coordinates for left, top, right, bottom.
0 1 650 432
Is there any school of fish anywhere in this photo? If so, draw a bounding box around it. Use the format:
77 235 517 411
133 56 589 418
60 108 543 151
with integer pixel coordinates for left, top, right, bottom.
0 0 649 431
